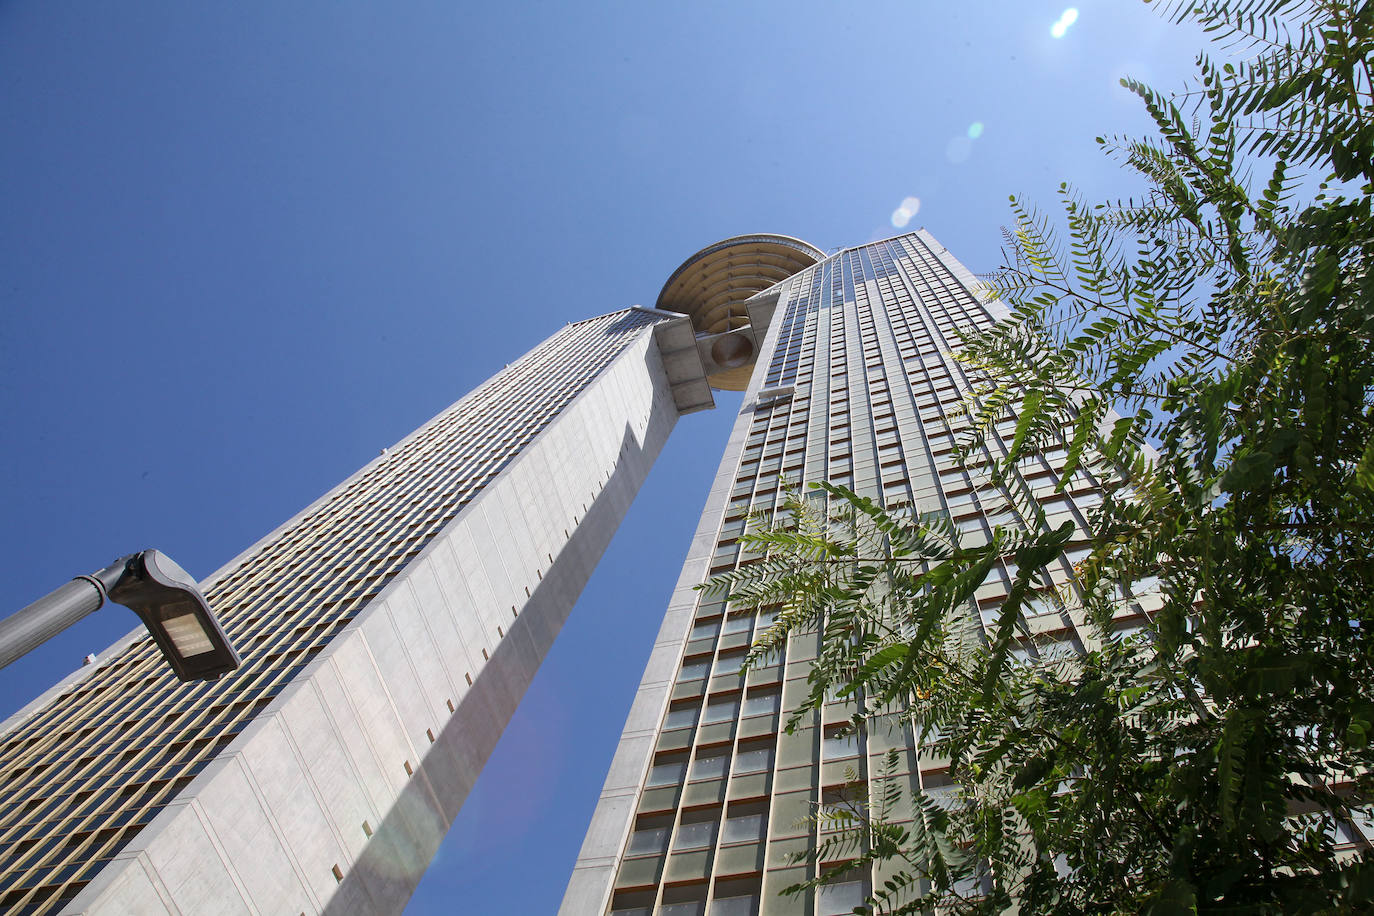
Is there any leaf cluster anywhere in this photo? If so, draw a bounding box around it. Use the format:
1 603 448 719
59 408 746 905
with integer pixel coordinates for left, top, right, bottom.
702 1 1374 912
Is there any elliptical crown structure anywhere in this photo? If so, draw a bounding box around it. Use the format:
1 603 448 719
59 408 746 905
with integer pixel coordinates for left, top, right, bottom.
655 234 824 392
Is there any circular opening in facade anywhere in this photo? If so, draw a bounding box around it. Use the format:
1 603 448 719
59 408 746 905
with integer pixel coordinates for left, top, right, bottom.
710 333 754 369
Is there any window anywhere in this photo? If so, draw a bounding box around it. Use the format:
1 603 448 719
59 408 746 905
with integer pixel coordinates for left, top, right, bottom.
742 691 779 718
952 872 987 898
692 748 730 781
734 744 772 775
823 732 860 760
714 653 745 676
1024 593 1058 619
710 894 758 915
1113 618 1155 644
702 697 739 725
648 759 687 787
674 813 718 850
817 881 865 916
661 904 705 916
721 614 752 635
1072 490 1104 512
1037 638 1079 660
690 621 719 641
679 660 710 682
626 825 669 856
665 705 698 730
1128 575 1161 596
721 811 766 844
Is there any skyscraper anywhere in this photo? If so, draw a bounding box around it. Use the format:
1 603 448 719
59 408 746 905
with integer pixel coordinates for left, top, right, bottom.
0 229 1106 915
0 305 721 915
563 231 1126 916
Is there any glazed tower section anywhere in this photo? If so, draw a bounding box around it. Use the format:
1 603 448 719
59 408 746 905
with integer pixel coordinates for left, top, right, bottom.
567 231 1124 916
0 308 687 916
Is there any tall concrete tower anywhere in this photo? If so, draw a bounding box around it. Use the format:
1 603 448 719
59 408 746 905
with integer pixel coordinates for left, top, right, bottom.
563 232 1130 916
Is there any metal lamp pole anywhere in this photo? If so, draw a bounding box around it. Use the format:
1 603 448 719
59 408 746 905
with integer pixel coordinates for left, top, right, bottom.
0 550 240 682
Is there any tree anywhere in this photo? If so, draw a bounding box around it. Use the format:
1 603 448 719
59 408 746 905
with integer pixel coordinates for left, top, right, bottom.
705 1 1374 911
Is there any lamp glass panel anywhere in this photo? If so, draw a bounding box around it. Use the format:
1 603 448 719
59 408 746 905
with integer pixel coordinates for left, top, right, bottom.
161 609 215 657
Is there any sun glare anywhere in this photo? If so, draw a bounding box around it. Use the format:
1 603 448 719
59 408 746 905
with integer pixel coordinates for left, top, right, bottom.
1051 7 1079 38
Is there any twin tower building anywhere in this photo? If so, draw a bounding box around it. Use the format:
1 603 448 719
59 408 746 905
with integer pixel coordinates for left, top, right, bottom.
0 231 1095 915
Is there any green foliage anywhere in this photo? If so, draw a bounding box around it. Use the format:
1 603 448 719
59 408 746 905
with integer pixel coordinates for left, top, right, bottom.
701 1 1374 911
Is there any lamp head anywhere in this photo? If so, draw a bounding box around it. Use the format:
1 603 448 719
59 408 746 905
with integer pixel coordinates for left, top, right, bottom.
107 550 240 682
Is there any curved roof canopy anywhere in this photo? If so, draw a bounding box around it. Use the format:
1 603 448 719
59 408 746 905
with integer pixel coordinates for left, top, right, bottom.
656 234 825 336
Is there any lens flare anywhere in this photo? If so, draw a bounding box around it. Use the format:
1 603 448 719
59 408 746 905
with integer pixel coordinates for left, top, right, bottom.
1051 7 1079 38
967 121 984 139
945 135 973 164
890 196 921 228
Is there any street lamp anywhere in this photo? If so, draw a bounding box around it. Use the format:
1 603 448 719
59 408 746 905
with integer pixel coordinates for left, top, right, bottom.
0 550 240 682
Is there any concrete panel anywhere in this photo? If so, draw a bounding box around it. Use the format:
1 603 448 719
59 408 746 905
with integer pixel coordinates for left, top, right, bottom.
280 685 377 861
329 636 416 797
196 757 315 914
81 859 174 916
575 793 638 862
402 563 474 700
442 525 501 654
604 734 655 791
559 865 616 916
385 582 457 727
311 659 396 816
141 804 251 916
464 509 519 624
239 720 347 903
359 607 434 752
622 683 672 734
428 535 493 674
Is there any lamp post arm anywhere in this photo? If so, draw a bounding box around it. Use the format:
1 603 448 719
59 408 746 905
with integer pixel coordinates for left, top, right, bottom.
0 555 137 671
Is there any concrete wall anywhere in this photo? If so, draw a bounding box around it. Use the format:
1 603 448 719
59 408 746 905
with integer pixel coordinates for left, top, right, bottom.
65 326 682 916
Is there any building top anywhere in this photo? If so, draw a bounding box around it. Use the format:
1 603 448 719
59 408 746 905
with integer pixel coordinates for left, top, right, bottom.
655 234 824 390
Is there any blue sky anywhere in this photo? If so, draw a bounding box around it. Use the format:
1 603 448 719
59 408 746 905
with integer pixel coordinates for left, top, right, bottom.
0 2 1208 911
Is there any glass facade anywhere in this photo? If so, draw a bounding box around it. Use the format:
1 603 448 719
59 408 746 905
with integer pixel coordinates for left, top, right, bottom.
591 231 1158 915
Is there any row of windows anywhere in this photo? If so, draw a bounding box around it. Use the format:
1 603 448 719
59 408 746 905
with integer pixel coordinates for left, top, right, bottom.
611 877 864 915
612 232 1157 911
